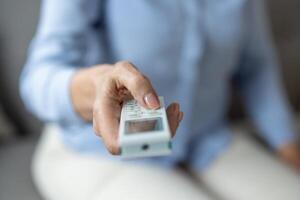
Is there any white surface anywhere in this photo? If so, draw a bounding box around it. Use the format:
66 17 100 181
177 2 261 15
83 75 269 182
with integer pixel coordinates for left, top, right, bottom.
0 137 41 200
33 124 300 200
33 125 210 200
199 133 300 200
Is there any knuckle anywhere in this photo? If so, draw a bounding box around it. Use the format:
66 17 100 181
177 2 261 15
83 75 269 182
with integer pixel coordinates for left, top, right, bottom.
141 75 152 87
142 75 150 83
115 60 134 71
131 76 150 92
101 76 114 95
104 73 114 84
132 74 146 86
102 78 111 91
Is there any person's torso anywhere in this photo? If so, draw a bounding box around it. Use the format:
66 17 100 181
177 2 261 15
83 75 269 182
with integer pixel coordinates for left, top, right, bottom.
62 0 249 167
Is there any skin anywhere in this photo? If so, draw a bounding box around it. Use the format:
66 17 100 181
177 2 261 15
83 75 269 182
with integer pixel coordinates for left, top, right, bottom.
70 60 300 172
277 143 300 172
70 61 183 155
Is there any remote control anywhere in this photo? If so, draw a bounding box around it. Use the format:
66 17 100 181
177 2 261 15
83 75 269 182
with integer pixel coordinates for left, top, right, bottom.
118 96 172 158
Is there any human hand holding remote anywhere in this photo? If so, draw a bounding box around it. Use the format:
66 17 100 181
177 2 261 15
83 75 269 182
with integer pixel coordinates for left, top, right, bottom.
70 61 183 155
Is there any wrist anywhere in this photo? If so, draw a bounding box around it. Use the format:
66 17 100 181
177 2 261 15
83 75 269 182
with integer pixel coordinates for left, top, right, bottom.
70 68 96 121
70 65 114 121
277 142 300 154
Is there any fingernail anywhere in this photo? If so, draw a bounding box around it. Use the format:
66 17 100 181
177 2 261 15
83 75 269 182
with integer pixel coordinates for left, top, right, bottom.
144 93 160 109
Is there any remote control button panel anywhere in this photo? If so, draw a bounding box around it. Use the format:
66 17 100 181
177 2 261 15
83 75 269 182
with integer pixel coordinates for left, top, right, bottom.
124 99 163 119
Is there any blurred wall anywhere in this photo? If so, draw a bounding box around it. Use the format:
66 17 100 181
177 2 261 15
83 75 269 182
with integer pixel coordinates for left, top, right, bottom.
0 0 41 134
269 0 300 110
0 0 299 135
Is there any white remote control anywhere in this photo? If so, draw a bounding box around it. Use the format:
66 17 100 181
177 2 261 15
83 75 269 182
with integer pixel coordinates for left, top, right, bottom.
118 96 172 158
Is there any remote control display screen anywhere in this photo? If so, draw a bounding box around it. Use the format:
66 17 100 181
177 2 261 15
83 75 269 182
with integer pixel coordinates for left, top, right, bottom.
125 117 163 134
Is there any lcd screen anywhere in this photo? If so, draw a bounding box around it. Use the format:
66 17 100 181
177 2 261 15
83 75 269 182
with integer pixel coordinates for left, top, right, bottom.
125 117 163 134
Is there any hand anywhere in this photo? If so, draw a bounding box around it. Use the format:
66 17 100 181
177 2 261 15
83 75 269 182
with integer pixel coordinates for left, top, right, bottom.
277 142 300 171
70 61 183 155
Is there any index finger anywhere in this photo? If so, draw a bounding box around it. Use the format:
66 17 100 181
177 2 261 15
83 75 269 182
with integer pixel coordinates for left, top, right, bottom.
93 94 121 155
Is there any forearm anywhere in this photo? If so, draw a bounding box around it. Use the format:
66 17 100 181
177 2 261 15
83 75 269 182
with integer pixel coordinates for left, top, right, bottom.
240 64 296 148
20 0 103 124
238 0 296 149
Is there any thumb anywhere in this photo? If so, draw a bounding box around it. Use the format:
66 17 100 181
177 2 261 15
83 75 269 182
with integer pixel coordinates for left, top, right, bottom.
113 61 160 109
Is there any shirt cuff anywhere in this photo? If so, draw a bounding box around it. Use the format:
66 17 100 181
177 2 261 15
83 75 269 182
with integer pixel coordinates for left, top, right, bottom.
265 126 298 149
269 130 297 149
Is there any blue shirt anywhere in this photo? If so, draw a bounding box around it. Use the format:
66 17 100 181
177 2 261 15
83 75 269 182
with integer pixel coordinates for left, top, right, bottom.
20 0 296 170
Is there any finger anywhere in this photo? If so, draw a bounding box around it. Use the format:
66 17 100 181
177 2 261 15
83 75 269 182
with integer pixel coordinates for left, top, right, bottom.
287 158 300 172
178 111 184 122
288 155 300 171
113 61 160 109
166 102 181 137
120 89 133 102
93 93 121 155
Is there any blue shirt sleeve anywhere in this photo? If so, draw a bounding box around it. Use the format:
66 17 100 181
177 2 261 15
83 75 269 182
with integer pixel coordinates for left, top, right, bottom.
20 0 101 125
235 0 297 149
